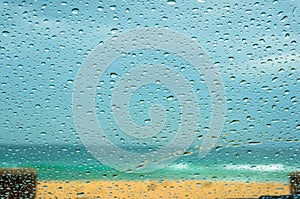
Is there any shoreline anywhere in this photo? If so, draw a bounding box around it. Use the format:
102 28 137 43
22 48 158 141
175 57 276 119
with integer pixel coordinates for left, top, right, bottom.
37 179 290 198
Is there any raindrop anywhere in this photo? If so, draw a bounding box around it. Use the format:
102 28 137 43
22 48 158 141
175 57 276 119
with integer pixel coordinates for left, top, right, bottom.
71 8 79 14
2 31 9 36
167 96 174 101
110 5 116 10
167 0 176 5
110 73 118 78
40 132 47 136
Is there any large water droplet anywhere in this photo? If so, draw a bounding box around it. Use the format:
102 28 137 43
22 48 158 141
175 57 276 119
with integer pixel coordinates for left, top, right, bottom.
71 8 79 14
167 0 176 5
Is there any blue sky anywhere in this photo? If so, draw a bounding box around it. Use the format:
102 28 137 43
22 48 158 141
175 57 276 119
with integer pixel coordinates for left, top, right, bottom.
0 0 299 147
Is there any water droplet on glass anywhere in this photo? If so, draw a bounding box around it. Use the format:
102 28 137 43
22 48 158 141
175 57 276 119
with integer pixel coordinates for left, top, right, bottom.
2 31 9 36
110 73 118 78
71 8 79 14
40 132 47 136
167 0 176 5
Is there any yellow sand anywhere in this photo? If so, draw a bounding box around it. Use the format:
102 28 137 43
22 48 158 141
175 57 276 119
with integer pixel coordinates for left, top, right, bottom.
37 180 290 199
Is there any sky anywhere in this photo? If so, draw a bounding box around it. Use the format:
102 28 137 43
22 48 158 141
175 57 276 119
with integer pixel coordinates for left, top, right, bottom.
0 0 299 148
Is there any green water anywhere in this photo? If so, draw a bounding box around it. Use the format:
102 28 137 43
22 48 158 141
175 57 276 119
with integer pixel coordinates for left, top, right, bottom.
1 143 298 182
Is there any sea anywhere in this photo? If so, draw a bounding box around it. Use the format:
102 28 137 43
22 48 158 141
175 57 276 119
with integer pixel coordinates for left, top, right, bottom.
0 143 298 182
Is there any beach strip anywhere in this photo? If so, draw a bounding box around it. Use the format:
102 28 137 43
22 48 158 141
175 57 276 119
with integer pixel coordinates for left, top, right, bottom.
37 180 290 198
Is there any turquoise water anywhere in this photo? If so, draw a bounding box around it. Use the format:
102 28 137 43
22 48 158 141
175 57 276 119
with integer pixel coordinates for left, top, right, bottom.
1 143 298 182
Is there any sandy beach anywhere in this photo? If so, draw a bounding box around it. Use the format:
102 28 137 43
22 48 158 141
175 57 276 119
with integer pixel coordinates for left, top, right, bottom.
36 180 290 199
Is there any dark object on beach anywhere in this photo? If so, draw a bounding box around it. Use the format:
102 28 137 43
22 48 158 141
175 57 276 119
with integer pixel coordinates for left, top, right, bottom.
257 172 300 199
0 168 37 199
258 195 300 199
223 196 293 199
290 172 300 195
258 195 294 199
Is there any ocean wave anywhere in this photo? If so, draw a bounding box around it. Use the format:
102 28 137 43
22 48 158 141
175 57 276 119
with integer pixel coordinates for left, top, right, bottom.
225 164 287 172
167 163 190 170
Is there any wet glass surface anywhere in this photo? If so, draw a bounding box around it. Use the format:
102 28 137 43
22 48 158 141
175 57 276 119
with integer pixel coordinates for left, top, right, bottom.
0 0 299 198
